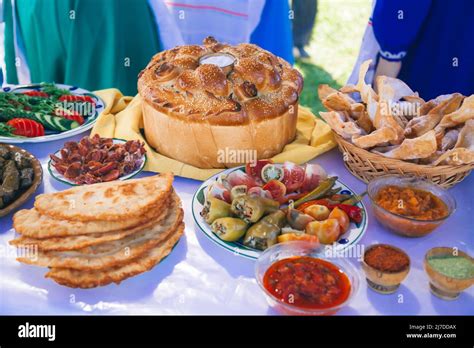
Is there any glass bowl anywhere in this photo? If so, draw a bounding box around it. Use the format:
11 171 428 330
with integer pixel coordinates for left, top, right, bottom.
255 241 360 315
367 175 456 237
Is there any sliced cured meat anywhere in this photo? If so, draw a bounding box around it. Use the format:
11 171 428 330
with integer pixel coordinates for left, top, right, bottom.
206 182 231 203
247 186 273 199
300 163 327 192
226 170 259 189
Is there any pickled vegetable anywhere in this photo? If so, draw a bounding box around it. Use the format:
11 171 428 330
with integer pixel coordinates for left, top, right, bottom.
261 164 284 183
328 207 350 236
243 210 286 250
287 207 314 230
305 219 340 244
294 177 338 207
230 185 247 201
211 217 248 242
277 233 319 244
303 204 330 221
201 197 231 224
231 195 279 223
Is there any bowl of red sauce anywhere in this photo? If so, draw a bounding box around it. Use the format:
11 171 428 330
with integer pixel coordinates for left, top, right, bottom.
255 241 360 315
361 244 411 294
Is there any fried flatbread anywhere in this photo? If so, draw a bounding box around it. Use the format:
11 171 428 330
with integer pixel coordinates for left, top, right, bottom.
17 198 183 270
45 223 185 288
435 95 474 132
12 194 170 239
376 76 416 102
432 120 474 165
10 193 178 251
404 93 464 138
377 130 437 160
319 111 363 140
34 173 174 222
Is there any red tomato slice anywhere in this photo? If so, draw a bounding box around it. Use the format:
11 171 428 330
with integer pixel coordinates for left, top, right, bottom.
282 162 305 193
54 109 85 124
22 91 49 97
245 159 273 181
6 118 45 137
262 180 287 200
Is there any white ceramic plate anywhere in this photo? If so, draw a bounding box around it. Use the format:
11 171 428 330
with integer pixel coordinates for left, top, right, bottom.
0 83 104 143
48 138 146 186
192 166 368 260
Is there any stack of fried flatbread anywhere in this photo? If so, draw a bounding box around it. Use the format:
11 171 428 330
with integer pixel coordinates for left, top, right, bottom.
318 59 474 166
10 173 184 289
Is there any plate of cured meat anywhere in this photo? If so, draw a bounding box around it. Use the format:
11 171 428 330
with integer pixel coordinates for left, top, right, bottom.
48 134 147 185
192 160 368 259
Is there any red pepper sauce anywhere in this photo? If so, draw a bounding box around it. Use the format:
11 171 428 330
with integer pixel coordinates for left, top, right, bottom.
263 256 351 310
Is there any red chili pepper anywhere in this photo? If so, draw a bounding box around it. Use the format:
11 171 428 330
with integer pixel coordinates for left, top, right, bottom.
297 199 363 224
6 118 45 137
22 91 49 97
54 108 85 125
59 95 96 105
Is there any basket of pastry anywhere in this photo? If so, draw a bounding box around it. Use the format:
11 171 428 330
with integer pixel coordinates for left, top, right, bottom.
317 60 474 188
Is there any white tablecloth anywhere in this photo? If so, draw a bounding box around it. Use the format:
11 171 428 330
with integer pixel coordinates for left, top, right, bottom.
1 131 473 315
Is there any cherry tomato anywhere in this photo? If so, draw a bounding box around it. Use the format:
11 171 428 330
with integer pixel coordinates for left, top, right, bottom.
328 207 350 236
282 162 305 193
6 118 45 137
262 179 287 200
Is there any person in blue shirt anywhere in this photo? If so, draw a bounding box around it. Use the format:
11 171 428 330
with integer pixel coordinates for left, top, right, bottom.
371 0 474 100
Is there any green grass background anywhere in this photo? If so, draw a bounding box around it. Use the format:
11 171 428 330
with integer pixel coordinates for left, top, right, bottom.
295 0 372 114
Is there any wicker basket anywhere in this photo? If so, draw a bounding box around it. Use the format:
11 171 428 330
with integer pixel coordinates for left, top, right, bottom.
334 134 474 188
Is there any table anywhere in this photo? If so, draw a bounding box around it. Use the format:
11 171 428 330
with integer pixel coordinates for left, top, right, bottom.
1 131 473 315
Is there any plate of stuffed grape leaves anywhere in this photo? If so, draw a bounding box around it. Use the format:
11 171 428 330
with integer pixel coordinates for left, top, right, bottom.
0 144 42 217
0 83 104 143
192 160 368 259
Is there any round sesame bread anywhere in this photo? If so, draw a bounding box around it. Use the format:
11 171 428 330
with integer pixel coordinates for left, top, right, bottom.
138 36 303 168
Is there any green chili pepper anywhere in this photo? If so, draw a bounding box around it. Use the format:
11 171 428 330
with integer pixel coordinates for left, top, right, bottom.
342 191 367 206
293 177 338 207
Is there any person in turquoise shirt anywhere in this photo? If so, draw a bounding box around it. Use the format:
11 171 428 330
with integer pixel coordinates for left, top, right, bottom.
3 0 161 96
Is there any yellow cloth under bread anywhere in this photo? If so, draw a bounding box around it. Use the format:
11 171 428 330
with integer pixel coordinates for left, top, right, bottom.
91 89 336 181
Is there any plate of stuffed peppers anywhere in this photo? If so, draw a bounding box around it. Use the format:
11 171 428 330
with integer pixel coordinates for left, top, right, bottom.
192 160 368 259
